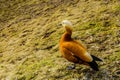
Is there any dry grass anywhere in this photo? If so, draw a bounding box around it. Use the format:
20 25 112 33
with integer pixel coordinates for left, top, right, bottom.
0 0 120 80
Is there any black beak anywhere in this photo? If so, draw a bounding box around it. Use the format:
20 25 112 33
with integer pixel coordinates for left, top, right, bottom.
57 23 62 29
58 23 62 26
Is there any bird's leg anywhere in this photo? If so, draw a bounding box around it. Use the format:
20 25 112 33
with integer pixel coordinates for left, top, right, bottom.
67 63 76 70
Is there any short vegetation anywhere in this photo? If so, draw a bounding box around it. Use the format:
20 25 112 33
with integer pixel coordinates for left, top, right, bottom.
0 0 120 80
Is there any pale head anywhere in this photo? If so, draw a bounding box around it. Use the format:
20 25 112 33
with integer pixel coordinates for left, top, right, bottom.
61 20 73 27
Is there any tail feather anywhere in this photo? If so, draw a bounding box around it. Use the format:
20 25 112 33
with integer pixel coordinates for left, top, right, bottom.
73 55 102 71
91 55 102 61
88 60 99 71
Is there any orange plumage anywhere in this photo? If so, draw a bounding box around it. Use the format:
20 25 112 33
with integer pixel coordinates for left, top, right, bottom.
59 20 102 71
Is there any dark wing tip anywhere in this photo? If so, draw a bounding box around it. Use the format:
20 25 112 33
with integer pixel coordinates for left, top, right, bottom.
88 60 99 71
91 55 103 62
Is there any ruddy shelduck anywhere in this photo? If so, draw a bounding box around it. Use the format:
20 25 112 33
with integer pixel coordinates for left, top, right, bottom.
59 20 102 71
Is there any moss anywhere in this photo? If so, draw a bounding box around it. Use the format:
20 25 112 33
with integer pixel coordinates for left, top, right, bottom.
109 52 120 61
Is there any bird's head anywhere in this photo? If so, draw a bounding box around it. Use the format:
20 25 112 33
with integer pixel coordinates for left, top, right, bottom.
58 20 73 34
60 20 73 28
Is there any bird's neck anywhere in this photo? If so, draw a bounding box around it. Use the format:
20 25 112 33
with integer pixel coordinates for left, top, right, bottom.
62 32 72 41
60 26 73 42
65 26 72 34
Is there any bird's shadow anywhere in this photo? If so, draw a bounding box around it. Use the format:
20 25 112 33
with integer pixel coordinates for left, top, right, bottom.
55 65 115 80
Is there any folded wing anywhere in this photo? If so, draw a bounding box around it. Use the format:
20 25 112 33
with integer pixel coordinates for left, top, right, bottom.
61 41 93 62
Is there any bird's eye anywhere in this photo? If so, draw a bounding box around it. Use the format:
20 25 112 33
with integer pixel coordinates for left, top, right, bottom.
62 22 65 24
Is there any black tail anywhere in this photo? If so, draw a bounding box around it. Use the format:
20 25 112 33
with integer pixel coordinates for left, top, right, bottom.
88 60 99 71
88 55 102 71
74 55 102 71
91 55 102 62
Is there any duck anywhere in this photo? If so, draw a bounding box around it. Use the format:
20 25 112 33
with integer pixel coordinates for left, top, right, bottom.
59 20 102 71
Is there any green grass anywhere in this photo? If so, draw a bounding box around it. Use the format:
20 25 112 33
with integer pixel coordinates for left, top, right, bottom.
0 0 120 80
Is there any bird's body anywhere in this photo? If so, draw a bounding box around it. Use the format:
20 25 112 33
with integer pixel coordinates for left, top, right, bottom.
59 20 102 71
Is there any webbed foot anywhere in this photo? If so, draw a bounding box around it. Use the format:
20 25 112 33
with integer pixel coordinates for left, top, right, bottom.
67 64 76 70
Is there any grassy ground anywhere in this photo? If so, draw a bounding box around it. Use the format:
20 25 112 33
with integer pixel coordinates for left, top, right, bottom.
0 0 120 80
